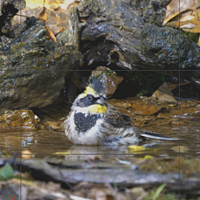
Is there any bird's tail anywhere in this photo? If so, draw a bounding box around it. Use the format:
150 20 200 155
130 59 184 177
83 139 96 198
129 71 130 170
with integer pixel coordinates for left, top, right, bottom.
141 132 179 141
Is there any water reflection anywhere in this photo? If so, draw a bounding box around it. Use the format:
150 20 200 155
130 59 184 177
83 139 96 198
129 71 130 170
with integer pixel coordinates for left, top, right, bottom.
0 120 199 158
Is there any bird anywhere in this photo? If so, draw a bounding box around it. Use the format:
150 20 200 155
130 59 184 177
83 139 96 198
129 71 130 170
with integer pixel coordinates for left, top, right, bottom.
64 77 178 145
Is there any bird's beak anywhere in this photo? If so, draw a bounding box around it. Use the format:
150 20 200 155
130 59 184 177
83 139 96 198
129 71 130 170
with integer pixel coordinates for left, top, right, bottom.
96 96 106 105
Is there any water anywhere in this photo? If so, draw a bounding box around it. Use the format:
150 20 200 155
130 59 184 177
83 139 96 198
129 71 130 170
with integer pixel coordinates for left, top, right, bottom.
1 120 199 158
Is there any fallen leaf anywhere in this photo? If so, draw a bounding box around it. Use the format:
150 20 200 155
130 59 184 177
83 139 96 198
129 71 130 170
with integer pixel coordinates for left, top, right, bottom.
45 25 57 43
37 0 57 43
144 155 153 159
53 151 70 155
37 0 48 21
128 146 146 151
171 146 189 153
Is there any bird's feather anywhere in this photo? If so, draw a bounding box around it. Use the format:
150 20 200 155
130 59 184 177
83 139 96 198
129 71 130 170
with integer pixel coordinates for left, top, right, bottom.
105 104 133 128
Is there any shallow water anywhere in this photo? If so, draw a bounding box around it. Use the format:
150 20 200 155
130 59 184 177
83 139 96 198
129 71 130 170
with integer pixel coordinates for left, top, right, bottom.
1 119 199 158
1 116 200 199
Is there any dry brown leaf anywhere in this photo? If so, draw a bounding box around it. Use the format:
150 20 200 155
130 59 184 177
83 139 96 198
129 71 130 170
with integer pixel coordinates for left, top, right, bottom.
37 0 57 43
163 9 194 25
37 7 48 21
37 0 48 21
167 17 200 33
45 25 57 43
165 0 200 21
171 146 189 153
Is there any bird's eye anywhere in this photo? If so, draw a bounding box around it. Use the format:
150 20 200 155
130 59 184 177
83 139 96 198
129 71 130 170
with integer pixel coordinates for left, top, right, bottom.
87 95 93 101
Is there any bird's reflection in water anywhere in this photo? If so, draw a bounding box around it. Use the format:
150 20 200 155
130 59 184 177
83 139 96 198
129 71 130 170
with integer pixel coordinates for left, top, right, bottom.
64 144 129 161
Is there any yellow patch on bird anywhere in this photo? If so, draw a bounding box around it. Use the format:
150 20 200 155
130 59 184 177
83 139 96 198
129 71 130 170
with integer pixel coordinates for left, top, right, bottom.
82 86 97 97
87 104 107 114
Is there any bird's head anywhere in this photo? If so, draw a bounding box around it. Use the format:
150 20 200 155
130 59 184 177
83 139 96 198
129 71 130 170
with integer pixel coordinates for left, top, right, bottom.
72 77 107 114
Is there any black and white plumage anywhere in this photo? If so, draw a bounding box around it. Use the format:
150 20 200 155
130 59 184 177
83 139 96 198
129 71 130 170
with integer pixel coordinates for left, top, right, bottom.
64 77 177 145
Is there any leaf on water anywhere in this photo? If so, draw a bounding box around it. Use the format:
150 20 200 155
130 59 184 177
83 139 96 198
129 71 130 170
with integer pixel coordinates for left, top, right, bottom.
144 155 153 160
171 146 189 153
128 145 146 151
0 164 14 180
53 151 70 155
2 150 11 158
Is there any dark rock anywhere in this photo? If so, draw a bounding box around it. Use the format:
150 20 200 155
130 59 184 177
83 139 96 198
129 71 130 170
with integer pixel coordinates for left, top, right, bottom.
91 66 124 98
78 0 200 85
0 0 26 38
0 17 83 113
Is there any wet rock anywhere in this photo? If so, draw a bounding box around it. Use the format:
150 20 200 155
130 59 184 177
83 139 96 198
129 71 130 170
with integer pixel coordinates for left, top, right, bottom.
0 19 83 113
1 110 40 131
157 113 170 119
0 116 4 122
0 122 10 130
43 121 63 131
131 103 163 116
170 106 200 118
8 157 200 194
108 98 132 109
92 66 124 98
78 0 200 88
180 101 197 108
108 98 200 128
151 82 177 103
149 118 171 126
0 0 26 38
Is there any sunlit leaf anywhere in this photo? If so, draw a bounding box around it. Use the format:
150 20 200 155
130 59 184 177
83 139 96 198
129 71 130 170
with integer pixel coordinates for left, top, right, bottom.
128 146 146 151
171 146 189 153
37 0 48 21
163 9 194 25
144 155 153 159
152 183 167 200
45 25 57 43
2 150 11 158
53 151 70 155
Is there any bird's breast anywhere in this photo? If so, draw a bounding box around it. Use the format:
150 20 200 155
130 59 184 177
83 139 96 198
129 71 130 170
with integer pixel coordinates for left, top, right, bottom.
74 112 102 132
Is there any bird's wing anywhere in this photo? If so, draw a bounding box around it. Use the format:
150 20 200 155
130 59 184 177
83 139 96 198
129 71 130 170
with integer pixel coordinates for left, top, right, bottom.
105 104 133 128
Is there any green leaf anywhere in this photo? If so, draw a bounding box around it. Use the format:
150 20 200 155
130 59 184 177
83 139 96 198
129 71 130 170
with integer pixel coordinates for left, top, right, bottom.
0 164 14 180
153 183 167 200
